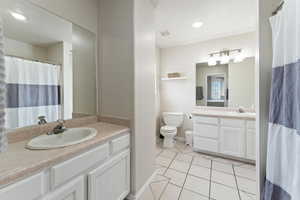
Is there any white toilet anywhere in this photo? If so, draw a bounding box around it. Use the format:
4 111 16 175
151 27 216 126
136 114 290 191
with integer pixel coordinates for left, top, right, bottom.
160 112 184 148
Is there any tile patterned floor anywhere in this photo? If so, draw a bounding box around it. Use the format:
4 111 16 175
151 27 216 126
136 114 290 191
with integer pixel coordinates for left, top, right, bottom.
140 141 257 200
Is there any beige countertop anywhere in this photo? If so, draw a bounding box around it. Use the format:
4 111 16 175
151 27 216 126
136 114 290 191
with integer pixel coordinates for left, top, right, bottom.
0 122 130 187
192 110 256 120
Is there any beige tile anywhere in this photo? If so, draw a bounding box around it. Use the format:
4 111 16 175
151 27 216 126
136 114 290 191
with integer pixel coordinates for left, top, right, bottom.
211 170 236 188
237 176 257 194
152 174 169 182
184 175 210 196
212 161 234 174
150 180 168 200
175 153 193 163
156 156 173 167
240 191 257 200
164 168 187 187
170 160 190 173
192 156 211 168
160 150 177 159
160 183 181 200
140 186 154 200
234 166 256 180
179 189 209 200
189 165 211 180
210 182 240 200
156 165 167 175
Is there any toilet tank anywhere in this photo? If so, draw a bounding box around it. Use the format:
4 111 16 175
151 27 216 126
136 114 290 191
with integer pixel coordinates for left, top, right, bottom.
162 112 184 127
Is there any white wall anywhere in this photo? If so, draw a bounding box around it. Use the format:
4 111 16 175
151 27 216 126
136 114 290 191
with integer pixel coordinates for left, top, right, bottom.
99 0 156 196
160 32 257 130
228 57 255 108
72 25 97 115
134 0 156 194
29 0 99 34
3 38 48 61
99 0 134 119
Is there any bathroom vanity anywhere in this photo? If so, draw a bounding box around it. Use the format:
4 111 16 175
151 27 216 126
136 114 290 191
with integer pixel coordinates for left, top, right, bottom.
192 110 256 161
0 121 130 200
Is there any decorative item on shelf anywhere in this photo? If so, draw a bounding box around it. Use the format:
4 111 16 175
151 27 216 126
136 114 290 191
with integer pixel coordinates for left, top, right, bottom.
208 49 245 66
167 72 181 78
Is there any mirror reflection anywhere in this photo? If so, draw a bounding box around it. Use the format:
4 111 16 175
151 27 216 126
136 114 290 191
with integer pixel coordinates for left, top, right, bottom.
196 57 255 108
0 0 97 129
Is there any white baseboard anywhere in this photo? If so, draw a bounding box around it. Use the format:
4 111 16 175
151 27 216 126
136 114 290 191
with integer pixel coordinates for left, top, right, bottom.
126 169 158 200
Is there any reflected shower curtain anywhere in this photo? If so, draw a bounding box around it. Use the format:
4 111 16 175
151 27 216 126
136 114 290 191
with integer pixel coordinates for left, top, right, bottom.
5 57 61 129
264 0 300 199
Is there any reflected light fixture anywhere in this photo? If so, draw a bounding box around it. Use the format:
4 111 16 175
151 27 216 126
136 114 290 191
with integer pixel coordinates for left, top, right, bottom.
10 12 27 21
192 21 203 28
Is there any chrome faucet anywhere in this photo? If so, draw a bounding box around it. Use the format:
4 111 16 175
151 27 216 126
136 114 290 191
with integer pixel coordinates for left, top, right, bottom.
47 119 67 135
38 116 47 125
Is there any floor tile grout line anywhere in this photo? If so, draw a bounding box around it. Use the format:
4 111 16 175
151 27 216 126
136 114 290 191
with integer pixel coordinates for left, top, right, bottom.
159 150 179 199
209 159 213 200
177 156 194 200
158 180 171 200
232 164 242 200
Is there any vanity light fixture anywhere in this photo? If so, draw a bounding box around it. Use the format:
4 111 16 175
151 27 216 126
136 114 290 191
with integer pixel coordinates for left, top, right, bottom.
234 50 245 63
220 52 230 64
208 54 217 66
207 49 244 65
192 21 203 28
10 11 27 21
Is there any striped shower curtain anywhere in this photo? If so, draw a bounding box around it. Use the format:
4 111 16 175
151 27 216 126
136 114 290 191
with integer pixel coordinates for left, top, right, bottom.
264 0 300 199
0 19 6 152
5 57 61 129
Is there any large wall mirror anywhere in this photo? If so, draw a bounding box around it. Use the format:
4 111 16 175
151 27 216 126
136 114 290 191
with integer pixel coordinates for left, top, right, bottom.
196 57 255 108
0 0 97 129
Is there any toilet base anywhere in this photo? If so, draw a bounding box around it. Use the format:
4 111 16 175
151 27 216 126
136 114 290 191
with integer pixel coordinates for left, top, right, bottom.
163 137 175 148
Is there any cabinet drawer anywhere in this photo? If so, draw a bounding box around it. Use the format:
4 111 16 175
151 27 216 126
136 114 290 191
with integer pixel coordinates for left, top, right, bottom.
193 123 218 139
194 116 218 125
51 143 109 188
220 118 244 128
247 120 256 129
193 136 218 153
111 134 130 154
0 173 44 200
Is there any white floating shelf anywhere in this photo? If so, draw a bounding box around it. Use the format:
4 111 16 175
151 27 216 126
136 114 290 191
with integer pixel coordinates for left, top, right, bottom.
161 77 188 81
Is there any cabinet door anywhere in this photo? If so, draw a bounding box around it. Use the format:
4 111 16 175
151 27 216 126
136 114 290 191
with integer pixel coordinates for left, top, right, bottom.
45 176 84 200
220 127 245 157
88 150 130 200
246 129 256 160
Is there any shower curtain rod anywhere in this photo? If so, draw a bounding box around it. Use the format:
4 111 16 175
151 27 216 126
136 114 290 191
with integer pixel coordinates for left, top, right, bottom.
272 1 285 16
5 54 61 66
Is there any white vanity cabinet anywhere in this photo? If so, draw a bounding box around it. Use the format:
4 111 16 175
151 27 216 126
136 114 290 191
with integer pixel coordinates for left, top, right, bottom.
45 176 85 200
193 115 255 161
88 150 130 200
219 119 245 157
0 133 131 200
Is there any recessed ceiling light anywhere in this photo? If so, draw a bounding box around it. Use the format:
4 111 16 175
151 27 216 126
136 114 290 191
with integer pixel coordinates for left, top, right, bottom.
10 12 27 21
192 21 203 28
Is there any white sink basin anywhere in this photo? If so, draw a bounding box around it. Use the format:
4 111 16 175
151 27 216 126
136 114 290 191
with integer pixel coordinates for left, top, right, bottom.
27 128 97 150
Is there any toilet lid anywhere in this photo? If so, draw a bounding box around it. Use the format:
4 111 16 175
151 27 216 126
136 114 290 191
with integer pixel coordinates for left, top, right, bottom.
161 126 177 132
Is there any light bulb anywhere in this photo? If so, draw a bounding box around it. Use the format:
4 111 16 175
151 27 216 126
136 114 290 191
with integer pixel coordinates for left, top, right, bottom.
220 55 230 64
